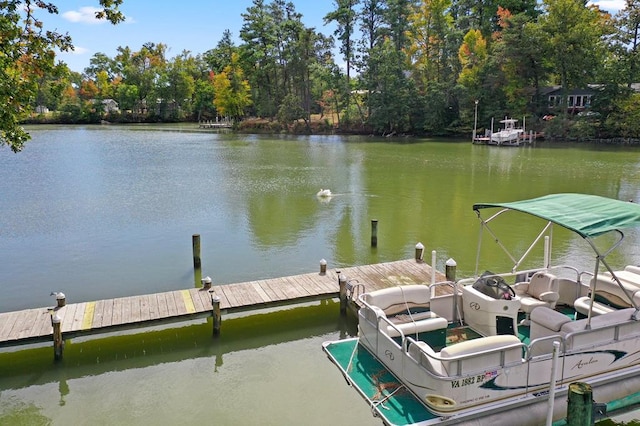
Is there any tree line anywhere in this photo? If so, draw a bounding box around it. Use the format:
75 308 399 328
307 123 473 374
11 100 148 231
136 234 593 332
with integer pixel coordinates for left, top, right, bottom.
3 0 640 152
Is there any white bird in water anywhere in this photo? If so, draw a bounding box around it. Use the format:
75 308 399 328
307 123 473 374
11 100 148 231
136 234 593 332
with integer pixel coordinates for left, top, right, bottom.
317 188 332 197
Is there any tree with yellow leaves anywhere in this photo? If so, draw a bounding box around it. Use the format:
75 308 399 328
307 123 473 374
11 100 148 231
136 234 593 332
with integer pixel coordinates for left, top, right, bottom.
212 53 252 120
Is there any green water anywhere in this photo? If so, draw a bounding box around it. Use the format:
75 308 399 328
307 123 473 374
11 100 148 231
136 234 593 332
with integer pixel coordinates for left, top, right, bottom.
1 125 640 424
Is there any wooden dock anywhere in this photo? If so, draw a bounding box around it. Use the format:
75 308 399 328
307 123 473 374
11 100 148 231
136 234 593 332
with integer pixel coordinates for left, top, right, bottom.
198 120 232 129
0 259 445 354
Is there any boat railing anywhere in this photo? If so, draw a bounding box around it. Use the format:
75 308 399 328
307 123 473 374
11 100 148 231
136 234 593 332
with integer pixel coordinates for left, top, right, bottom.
346 279 366 303
562 308 640 351
528 335 567 359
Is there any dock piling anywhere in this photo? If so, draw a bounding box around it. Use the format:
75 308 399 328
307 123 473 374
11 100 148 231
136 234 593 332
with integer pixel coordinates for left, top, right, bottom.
202 276 212 290
210 291 221 336
415 242 424 262
52 314 63 360
566 382 593 426
192 234 201 269
371 220 378 247
445 258 457 282
320 259 327 275
339 274 347 314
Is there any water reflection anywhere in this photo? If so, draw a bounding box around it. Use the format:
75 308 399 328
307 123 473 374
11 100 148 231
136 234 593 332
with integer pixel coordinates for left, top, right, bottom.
0 301 367 425
0 300 353 389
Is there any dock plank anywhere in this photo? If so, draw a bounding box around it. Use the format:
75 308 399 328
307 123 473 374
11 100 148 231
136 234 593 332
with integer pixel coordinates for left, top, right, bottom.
173 291 188 316
112 298 123 326
0 311 22 341
68 302 87 332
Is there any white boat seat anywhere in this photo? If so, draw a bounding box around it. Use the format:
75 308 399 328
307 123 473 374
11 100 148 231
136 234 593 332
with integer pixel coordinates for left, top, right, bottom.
514 272 559 325
409 341 445 376
600 265 640 287
574 276 640 316
439 335 523 376
573 297 615 316
363 287 449 339
363 284 432 316
529 306 572 356
385 316 448 338
561 308 640 350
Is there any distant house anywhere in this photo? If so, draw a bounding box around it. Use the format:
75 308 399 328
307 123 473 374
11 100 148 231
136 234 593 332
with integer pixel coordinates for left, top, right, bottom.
540 86 595 114
101 99 119 113
91 98 120 114
35 105 49 114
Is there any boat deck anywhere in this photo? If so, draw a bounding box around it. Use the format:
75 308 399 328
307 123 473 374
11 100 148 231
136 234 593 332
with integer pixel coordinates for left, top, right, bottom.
324 338 437 426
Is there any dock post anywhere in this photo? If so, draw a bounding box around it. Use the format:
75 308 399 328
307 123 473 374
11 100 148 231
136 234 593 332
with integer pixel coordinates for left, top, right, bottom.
52 314 63 361
339 274 348 314
445 258 457 282
415 242 424 262
566 382 593 426
192 234 201 269
210 291 221 336
202 276 212 290
319 259 327 275
371 219 378 247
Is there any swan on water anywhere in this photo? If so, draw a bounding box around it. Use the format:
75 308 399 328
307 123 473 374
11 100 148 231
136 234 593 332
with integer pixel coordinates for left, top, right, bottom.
317 189 332 197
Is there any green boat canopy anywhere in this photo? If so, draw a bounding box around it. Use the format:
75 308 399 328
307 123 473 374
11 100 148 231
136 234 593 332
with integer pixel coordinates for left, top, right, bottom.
473 193 640 239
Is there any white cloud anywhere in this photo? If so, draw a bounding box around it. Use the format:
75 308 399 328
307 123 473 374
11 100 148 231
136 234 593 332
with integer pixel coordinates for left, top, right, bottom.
589 0 626 13
59 46 89 55
61 7 135 25
62 7 105 24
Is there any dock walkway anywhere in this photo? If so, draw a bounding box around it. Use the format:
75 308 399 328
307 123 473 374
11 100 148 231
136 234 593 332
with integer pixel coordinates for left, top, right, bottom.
0 259 445 350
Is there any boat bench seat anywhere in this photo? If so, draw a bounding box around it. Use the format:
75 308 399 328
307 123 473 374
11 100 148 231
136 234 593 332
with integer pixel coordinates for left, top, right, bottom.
602 265 640 287
528 307 573 356
364 285 449 339
561 308 640 350
364 285 432 316
412 335 523 377
530 307 640 353
573 277 640 317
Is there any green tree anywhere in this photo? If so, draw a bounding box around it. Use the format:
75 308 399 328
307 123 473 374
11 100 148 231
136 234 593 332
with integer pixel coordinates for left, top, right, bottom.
0 0 124 152
409 0 455 86
614 0 640 87
156 51 197 120
492 8 550 116
240 0 279 117
203 29 238 73
324 0 360 119
539 0 608 117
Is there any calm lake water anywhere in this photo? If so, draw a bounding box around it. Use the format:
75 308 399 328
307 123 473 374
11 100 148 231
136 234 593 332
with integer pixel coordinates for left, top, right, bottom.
1 125 640 425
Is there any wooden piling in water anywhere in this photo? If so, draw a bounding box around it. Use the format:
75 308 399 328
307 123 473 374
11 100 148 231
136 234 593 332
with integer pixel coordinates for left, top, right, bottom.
52 314 63 360
339 273 347 314
371 220 378 247
192 234 201 269
415 242 424 262
445 258 457 282
566 382 593 426
211 292 221 336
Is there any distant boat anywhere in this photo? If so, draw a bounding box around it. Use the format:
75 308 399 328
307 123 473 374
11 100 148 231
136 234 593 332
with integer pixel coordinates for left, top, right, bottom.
474 117 533 146
490 117 525 146
316 189 332 197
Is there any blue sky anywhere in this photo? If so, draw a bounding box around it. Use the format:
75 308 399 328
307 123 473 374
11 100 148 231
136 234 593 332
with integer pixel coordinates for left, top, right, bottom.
49 1 336 72
45 0 624 73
